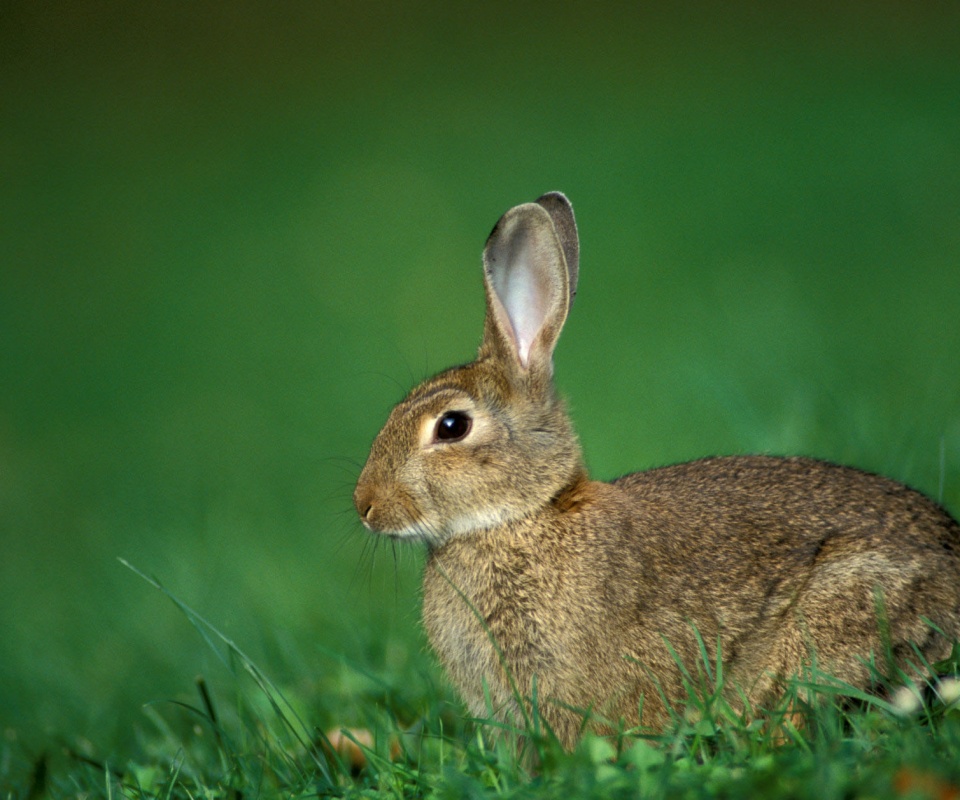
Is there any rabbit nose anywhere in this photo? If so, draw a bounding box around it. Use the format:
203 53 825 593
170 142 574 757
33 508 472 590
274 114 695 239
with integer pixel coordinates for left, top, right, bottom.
353 483 376 525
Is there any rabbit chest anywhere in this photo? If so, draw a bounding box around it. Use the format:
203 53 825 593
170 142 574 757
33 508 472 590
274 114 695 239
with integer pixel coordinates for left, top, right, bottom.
417 503 671 731
420 522 597 720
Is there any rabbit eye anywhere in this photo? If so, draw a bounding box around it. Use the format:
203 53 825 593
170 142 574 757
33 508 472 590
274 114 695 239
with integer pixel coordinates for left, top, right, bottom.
435 411 472 443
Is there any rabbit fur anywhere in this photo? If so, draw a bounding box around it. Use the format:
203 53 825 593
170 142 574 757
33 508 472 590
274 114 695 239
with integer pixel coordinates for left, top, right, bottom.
354 192 960 748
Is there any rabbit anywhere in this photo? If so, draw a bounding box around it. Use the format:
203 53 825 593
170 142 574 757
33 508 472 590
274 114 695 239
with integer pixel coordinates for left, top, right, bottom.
353 192 960 749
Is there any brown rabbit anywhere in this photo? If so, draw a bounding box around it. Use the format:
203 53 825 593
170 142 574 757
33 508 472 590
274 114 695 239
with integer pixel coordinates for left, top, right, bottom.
354 192 960 748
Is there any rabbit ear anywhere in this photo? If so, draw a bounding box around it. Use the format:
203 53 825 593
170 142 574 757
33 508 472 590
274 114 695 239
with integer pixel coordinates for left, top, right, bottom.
481 199 573 374
535 192 579 309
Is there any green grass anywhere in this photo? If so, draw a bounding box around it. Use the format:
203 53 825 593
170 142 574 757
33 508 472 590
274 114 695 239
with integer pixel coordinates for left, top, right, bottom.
8 570 960 798
2 2 960 798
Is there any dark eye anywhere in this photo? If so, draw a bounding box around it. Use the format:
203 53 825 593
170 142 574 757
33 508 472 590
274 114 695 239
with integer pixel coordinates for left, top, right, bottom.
434 411 472 442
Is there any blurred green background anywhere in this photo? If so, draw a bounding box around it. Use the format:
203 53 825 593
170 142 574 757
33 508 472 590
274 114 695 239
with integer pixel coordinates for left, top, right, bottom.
2 1 959 757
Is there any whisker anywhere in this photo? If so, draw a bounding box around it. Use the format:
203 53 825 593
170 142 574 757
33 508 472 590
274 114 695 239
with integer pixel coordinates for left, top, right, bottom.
348 532 378 595
391 539 400 603
322 453 365 468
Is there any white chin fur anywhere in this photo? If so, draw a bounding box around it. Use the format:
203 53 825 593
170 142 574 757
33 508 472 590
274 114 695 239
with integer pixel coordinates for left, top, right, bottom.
446 506 512 537
374 506 510 545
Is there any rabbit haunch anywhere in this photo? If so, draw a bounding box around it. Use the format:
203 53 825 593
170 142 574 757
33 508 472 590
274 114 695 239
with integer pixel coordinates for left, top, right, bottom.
354 192 960 748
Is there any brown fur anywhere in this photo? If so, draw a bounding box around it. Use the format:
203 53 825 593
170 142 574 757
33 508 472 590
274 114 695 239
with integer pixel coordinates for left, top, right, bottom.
354 193 960 749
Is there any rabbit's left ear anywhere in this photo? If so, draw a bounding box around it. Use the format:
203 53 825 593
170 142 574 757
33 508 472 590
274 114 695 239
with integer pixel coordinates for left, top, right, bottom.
481 196 576 375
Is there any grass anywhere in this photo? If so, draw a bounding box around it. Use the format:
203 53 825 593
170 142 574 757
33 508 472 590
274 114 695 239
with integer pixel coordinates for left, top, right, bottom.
7 567 959 798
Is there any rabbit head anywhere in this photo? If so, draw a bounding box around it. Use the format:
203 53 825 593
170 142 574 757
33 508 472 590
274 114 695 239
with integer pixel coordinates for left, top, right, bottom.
354 193 585 546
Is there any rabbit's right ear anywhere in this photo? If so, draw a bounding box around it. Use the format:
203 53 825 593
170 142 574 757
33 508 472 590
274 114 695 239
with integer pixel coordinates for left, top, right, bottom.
481 198 574 377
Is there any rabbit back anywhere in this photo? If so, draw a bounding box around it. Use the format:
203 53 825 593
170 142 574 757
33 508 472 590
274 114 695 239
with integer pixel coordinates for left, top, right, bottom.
614 455 960 705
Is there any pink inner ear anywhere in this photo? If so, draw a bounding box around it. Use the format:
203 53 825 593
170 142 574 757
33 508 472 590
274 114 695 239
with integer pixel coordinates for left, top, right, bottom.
498 252 549 368
484 203 568 371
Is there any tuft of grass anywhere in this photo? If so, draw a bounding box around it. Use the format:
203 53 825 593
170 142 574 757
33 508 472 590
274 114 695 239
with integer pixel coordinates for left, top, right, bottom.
5 567 959 799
